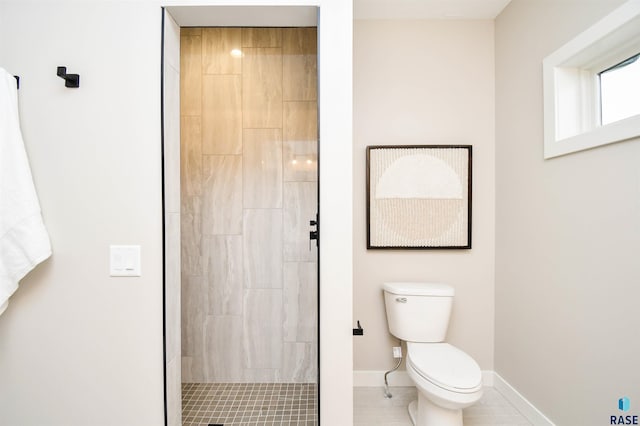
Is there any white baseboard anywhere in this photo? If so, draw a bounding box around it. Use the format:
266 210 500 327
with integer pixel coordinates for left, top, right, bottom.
353 370 494 388
481 370 494 387
353 370 553 426
493 372 555 426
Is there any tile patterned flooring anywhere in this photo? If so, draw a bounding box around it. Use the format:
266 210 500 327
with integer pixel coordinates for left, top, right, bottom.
182 383 529 426
182 383 317 426
354 386 532 426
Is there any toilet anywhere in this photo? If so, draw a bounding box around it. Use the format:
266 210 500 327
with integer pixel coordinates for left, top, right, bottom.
383 282 483 426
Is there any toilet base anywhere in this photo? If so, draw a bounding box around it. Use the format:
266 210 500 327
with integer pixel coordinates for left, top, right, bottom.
408 393 464 426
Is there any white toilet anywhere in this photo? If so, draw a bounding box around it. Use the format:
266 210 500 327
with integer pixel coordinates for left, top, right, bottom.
383 282 483 426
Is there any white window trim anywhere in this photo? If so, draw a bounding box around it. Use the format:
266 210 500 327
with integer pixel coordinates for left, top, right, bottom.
543 0 640 159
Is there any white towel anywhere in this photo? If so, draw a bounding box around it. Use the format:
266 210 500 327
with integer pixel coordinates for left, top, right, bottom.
0 68 52 316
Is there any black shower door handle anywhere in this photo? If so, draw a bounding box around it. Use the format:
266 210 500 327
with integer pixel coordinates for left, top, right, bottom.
309 214 319 249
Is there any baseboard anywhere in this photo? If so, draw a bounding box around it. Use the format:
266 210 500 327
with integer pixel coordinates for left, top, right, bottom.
493 372 555 426
353 370 553 425
353 370 494 388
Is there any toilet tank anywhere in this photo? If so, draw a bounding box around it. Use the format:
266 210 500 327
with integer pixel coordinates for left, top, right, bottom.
383 282 454 342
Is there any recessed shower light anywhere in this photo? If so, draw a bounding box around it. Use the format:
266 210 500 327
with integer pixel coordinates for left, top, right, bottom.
230 48 243 58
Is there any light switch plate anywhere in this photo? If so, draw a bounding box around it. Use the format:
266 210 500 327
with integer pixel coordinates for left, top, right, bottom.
110 245 141 277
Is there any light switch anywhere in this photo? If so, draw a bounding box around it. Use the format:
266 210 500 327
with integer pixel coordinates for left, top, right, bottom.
110 245 141 277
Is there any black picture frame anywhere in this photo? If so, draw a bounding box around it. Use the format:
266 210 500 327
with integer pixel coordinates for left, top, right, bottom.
366 145 472 249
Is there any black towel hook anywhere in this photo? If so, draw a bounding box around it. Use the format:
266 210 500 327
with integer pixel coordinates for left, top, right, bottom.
57 66 80 88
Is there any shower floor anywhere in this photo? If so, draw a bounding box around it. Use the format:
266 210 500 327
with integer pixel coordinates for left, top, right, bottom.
182 382 318 426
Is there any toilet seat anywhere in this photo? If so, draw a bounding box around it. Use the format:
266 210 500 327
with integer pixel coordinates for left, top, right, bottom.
406 342 482 394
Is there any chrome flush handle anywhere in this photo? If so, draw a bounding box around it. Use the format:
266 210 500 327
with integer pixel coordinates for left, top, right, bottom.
395 297 407 303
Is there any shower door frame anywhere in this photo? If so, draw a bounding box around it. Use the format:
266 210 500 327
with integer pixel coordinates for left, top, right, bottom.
160 3 354 426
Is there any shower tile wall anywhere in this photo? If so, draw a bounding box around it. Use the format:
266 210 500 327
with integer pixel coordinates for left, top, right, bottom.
180 27 317 384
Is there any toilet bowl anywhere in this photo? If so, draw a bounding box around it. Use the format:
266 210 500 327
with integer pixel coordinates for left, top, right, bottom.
406 342 483 425
383 282 483 426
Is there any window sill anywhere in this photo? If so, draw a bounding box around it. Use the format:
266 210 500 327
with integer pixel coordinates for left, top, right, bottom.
542 0 640 159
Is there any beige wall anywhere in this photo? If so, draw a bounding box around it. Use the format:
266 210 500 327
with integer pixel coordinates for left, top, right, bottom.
353 20 496 372
0 2 165 425
495 1 640 424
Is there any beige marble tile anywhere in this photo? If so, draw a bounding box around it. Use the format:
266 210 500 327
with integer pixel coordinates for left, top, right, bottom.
282 342 317 382
180 27 322 385
243 129 283 208
180 116 202 197
243 368 281 383
181 28 201 37
203 235 243 316
283 101 317 182
242 27 282 47
185 354 205 383
202 155 243 235
202 75 242 155
283 141 317 183
180 33 202 116
181 356 194 386
283 262 317 343
284 101 317 142
242 47 283 128
181 275 207 360
203 315 244 381
181 196 202 276
243 209 283 289
243 289 283 369
283 28 317 101
202 28 242 75
283 182 318 262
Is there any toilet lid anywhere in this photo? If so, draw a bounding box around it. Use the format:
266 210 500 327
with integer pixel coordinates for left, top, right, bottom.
407 342 482 392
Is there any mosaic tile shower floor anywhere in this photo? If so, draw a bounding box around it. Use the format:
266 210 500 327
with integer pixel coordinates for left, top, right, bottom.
182 383 317 426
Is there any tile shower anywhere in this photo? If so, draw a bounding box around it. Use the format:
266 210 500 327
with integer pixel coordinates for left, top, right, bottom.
180 27 318 424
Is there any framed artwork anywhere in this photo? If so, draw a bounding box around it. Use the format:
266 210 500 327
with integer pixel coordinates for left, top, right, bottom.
366 145 472 249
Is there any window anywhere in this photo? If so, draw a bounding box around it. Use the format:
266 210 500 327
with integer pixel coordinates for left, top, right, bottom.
599 52 640 126
543 0 640 159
